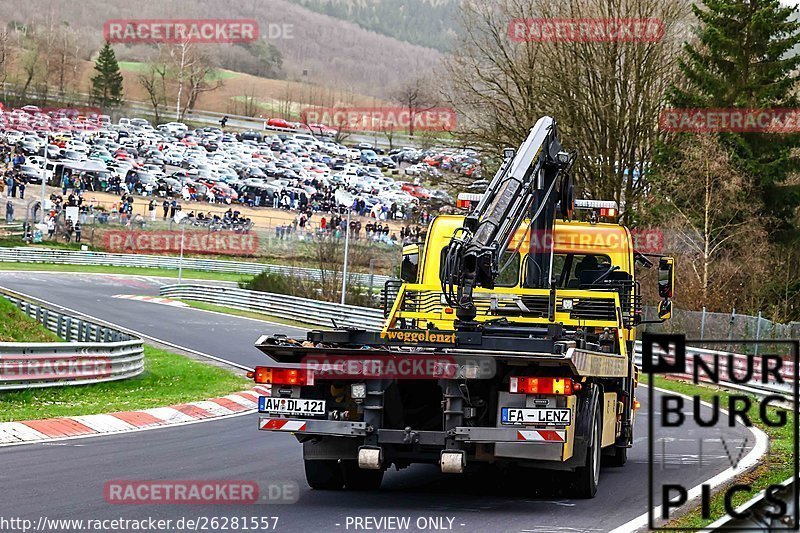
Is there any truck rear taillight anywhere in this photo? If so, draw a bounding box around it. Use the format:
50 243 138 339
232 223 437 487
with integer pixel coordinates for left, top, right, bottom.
251 366 315 386
510 377 579 395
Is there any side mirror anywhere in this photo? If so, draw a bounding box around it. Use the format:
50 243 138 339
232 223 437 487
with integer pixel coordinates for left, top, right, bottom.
656 257 675 321
658 257 675 299
657 298 672 320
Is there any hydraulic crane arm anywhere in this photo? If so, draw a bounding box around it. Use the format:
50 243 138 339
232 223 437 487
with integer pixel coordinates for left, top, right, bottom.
441 116 575 321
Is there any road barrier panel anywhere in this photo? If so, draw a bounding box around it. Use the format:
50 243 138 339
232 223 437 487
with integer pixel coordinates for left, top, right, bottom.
0 288 144 390
160 284 385 330
0 247 389 287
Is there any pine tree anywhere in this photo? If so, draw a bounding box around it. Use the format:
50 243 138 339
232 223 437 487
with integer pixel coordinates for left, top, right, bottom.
91 42 124 107
668 0 800 237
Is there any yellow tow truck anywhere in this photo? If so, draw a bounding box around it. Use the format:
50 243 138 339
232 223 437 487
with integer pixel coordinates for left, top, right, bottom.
251 117 675 497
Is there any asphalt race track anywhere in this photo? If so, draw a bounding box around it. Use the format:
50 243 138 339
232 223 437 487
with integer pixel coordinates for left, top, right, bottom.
0 272 757 532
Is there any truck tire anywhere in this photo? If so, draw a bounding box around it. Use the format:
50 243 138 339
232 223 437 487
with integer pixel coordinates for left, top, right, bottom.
304 459 344 490
342 461 384 490
573 401 601 498
603 445 627 467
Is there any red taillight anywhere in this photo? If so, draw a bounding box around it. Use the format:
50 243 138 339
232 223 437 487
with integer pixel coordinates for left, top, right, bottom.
252 366 314 386
600 207 617 218
510 377 576 395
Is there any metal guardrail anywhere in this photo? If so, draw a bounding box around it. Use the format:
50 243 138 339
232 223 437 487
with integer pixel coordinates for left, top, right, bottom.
0 247 390 286
706 475 796 530
0 289 144 390
159 284 385 331
633 341 794 399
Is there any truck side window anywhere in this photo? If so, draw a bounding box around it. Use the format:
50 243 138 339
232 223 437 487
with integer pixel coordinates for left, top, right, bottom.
401 253 419 282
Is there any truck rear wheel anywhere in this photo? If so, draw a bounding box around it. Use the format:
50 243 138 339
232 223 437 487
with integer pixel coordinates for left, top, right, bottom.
304 459 344 490
342 460 384 490
573 402 601 498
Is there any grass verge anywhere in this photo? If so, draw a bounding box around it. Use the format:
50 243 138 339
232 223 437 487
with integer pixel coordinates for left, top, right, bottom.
177 299 315 330
0 345 250 421
0 296 61 342
644 375 794 530
0 262 252 282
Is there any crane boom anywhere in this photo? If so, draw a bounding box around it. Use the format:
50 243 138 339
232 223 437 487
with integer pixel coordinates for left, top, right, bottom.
441 116 575 321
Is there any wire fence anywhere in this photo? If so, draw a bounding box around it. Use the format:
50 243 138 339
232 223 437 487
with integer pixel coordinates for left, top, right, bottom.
639 305 800 355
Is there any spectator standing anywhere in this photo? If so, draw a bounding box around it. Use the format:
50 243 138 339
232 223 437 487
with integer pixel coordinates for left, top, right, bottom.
148 198 157 221
74 221 81 243
5 200 13 223
64 218 74 242
162 199 170 220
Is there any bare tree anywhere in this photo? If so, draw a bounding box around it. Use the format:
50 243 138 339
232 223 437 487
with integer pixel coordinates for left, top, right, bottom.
394 77 439 137
0 28 11 95
18 26 42 101
656 134 762 309
138 62 168 123
51 23 81 97
162 40 223 121
445 0 691 220
236 86 260 117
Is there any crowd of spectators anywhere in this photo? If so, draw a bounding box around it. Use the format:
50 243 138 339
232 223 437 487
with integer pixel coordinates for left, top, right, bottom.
2 144 28 200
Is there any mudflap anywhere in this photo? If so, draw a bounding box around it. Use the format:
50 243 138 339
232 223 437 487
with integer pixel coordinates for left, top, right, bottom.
566 384 601 469
302 437 362 461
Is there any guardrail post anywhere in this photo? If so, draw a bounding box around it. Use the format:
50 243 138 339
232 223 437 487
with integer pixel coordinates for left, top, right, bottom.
755 310 762 357
64 316 72 341
369 259 375 295
727 308 736 353
700 306 706 341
